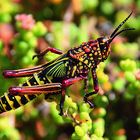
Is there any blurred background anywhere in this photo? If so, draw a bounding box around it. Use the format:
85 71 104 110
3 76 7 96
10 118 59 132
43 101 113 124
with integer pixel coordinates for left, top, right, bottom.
0 0 140 140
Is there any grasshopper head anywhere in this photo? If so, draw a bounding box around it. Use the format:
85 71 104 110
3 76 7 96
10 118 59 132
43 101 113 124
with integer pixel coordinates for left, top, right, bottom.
97 11 135 60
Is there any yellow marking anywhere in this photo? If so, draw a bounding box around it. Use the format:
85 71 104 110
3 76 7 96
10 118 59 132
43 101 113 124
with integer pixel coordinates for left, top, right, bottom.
79 57 84 61
88 63 91 67
79 66 83 70
84 60 88 65
67 71 70 75
27 80 31 86
3 104 7 111
104 50 106 52
24 95 30 102
79 62 82 65
0 93 7 111
34 73 43 85
84 54 87 57
97 48 100 51
74 50 78 54
89 53 92 57
77 68 79 73
1 95 4 98
19 84 22 87
46 75 53 82
72 66 77 77
100 43 104 45
103 55 106 58
5 92 15 110
78 48 83 52
90 57 93 60
15 96 23 106
40 81 45 84
0 102 4 111
94 52 98 55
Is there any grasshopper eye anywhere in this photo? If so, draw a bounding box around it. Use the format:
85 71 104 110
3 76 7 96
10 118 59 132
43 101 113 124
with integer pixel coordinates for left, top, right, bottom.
105 40 109 47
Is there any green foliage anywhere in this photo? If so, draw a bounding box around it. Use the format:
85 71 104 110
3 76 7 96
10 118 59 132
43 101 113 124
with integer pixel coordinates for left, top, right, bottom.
0 116 20 140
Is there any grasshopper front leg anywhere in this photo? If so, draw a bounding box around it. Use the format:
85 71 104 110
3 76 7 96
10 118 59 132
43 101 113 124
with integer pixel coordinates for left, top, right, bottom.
33 47 64 59
59 70 90 115
84 69 99 108
60 76 85 115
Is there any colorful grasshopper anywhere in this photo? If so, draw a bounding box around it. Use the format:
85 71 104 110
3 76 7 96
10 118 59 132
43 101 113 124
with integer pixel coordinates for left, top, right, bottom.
0 11 135 115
